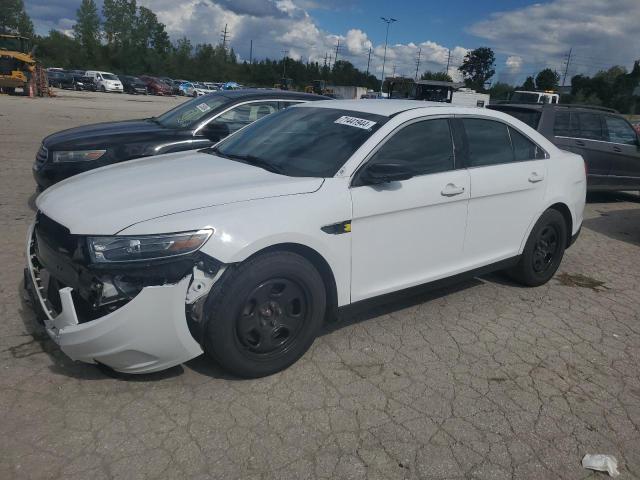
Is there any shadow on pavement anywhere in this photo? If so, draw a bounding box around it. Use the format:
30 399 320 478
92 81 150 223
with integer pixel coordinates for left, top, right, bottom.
325 277 483 335
583 207 640 247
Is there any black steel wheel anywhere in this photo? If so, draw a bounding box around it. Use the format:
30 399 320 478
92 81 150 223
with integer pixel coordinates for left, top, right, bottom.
203 251 326 378
509 209 567 286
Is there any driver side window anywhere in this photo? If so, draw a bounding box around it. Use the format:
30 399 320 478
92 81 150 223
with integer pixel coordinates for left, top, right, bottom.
368 119 454 176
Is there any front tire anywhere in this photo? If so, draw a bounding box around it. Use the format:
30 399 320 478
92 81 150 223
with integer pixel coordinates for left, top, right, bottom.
510 209 567 287
203 251 326 378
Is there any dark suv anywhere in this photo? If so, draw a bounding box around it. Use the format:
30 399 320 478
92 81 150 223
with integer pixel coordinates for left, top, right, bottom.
489 104 640 191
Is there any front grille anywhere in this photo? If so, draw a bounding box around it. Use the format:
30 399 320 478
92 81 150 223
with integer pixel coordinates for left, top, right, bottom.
35 144 48 167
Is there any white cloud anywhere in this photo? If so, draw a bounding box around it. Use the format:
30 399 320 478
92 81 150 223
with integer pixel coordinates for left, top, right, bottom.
133 0 467 82
469 0 640 80
505 55 523 74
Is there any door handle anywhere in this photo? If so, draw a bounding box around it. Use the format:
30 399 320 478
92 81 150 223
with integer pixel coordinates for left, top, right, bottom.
613 146 622 153
528 172 544 183
441 183 465 197
575 140 586 147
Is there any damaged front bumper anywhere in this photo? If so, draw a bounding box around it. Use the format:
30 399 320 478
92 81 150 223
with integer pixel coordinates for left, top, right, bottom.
24 224 207 374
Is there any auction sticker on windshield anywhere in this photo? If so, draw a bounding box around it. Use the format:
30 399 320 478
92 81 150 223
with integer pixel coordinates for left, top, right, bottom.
196 103 211 113
334 116 377 130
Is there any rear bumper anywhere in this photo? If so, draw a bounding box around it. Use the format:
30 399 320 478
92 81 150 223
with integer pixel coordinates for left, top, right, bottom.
24 224 203 373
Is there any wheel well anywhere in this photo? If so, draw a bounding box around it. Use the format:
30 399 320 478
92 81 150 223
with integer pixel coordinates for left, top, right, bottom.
254 243 339 323
548 202 573 246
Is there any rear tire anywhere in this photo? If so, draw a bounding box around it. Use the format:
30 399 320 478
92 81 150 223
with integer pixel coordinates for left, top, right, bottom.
203 251 326 378
509 209 567 287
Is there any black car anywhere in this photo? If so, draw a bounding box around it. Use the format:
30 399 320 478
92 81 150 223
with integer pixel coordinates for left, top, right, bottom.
33 90 327 189
69 73 95 91
119 75 148 95
488 103 640 191
47 70 74 89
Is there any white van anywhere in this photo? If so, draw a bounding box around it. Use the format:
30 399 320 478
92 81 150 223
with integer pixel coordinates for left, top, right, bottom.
84 70 123 93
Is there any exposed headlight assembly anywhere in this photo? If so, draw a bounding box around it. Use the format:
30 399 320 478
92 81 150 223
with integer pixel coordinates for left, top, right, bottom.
52 150 106 163
87 229 213 263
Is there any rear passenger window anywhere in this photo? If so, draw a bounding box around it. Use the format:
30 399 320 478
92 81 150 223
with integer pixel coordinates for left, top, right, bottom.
369 119 453 176
509 127 546 160
575 112 604 140
604 116 637 145
553 111 573 137
462 118 513 166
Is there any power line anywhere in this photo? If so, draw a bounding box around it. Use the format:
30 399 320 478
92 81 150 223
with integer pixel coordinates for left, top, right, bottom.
562 47 572 86
220 24 229 51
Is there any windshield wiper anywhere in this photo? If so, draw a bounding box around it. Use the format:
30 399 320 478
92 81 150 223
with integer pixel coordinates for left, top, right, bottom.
209 149 284 175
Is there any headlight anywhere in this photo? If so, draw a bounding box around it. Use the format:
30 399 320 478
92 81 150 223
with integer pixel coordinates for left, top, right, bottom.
87 229 213 263
52 150 106 163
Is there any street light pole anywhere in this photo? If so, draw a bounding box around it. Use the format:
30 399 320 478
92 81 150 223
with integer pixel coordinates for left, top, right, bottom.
380 17 396 97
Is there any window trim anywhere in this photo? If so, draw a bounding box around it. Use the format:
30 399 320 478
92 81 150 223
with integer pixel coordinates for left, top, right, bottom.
193 99 309 136
456 114 549 169
350 115 458 188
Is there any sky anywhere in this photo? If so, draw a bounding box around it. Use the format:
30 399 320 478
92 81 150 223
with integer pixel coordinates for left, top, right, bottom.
25 0 640 85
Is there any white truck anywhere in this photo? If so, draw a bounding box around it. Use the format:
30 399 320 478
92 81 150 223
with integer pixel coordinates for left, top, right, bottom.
510 90 559 104
451 88 490 108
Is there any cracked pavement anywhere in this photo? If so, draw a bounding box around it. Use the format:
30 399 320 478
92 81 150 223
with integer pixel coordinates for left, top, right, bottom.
1 91 639 479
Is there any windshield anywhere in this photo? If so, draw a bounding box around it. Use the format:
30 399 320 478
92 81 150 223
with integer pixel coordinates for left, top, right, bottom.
511 92 541 103
154 94 229 129
0 36 30 53
211 107 387 178
102 74 118 80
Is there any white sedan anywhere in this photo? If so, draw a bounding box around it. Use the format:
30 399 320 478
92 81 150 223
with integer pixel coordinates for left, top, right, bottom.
25 100 586 377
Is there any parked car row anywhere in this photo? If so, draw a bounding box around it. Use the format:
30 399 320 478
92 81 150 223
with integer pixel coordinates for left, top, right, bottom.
45 68 229 97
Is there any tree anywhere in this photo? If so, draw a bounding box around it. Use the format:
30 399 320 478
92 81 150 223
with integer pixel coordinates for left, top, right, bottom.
420 71 453 82
521 76 535 90
535 68 560 91
458 47 495 91
0 0 33 37
488 82 514 101
73 0 101 63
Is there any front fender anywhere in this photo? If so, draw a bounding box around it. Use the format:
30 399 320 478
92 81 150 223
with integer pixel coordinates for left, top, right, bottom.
118 178 353 306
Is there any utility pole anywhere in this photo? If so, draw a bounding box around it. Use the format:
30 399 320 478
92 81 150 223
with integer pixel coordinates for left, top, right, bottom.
414 46 422 80
249 40 253 64
562 47 573 87
282 49 289 78
220 23 229 58
379 17 397 95
445 49 451 76
334 39 341 65
328 53 333 70
366 46 372 76
392 64 396 77
323 51 328 68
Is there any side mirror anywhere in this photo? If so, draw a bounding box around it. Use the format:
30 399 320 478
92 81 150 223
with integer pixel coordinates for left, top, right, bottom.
360 163 413 186
201 122 230 142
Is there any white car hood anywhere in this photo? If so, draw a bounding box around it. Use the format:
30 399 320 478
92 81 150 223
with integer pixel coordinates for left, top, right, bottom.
36 151 324 234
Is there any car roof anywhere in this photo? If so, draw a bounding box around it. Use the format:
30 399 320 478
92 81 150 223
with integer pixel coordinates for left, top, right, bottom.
214 88 327 101
490 103 619 114
295 99 451 116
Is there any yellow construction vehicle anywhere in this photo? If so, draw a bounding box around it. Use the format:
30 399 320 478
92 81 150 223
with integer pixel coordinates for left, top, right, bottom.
0 34 44 95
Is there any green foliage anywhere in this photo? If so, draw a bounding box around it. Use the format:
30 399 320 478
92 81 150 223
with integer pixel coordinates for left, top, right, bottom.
521 76 535 90
488 82 514 101
73 0 101 63
458 47 495 92
567 63 640 113
0 0 33 37
420 71 453 82
535 68 560 91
